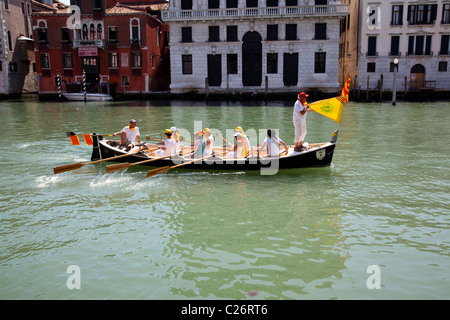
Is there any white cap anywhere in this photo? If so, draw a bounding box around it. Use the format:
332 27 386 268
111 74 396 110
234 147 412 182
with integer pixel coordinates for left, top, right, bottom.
234 132 242 139
170 126 177 132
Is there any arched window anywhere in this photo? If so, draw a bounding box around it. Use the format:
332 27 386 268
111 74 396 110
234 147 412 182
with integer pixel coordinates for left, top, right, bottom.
90 23 95 39
97 24 103 39
82 23 88 40
411 64 425 73
131 19 139 42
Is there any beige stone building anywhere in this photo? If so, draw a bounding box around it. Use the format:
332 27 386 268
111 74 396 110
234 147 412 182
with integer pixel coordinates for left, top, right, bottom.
340 0 450 94
163 0 349 95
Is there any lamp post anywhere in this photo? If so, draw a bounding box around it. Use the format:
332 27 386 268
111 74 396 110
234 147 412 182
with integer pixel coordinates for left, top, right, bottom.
392 58 399 105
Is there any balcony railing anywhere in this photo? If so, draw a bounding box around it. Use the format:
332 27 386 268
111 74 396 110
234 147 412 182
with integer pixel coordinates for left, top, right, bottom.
73 39 104 48
161 5 349 21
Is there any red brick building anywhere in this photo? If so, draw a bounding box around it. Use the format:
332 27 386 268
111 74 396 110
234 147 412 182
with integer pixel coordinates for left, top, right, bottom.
32 0 169 98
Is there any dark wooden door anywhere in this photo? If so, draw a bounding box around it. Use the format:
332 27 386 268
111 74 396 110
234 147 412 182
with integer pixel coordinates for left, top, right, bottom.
207 54 222 86
283 53 298 86
242 32 262 86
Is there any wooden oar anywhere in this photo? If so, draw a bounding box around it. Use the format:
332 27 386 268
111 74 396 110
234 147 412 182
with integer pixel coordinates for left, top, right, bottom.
66 131 113 137
146 152 225 178
145 135 163 142
105 152 174 173
53 149 147 174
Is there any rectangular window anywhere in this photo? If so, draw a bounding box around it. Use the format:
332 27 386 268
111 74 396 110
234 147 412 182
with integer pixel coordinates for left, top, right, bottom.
208 0 219 9
266 0 278 6
286 24 297 41
314 52 326 73
131 25 139 42
367 36 377 56
181 0 192 10
4 0 9 10
226 0 238 8
391 5 403 25
21 2 25 14
108 52 119 68
415 35 424 55
441 35 449 55
122 75 130 87
425 35 432 55
38 28 48 43
390 62 398 72
61 28 70 43
181 27 192 43
286 0 297 5
408 36 415 55
131 52 142 68
443 4 450 24
227 54 237 74
182 55 193 74
390 36 400 56
408 4 437 25
40 53 50 69
227 26 238 42
267 25 278 41
315 23 327 40
108 27 117 42
209 26 220 42
367 62 376 73
62 53 73 69
267 53 278 73
439 61 448 72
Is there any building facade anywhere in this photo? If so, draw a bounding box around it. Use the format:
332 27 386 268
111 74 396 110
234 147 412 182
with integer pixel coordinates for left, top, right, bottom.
340 0 450 93
32 0 170 98
163 0 349 95
0 0 47 97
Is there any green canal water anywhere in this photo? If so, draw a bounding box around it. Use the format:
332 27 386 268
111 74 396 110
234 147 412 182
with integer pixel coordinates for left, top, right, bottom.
0 99 449 300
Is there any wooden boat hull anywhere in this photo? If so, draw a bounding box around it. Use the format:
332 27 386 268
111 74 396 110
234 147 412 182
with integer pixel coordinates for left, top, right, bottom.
94 132 338 172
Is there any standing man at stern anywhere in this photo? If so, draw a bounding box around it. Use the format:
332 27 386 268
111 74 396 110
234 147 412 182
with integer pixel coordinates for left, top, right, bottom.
293 92 312 152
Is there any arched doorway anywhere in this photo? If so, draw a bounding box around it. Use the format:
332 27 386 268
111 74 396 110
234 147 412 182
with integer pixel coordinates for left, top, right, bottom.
242 31 262 86
410 64 425 89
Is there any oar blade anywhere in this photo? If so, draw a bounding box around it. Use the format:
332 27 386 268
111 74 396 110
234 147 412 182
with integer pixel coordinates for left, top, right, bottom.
53 163 83 174
146 166 171 178
106 163 131 173
70 134 81 145
83 134 93 146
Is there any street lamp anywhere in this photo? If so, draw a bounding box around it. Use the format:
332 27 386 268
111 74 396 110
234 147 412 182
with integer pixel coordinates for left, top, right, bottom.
392 58 399 105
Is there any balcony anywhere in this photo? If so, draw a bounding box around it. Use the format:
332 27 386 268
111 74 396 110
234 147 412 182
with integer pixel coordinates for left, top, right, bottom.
73 39 104 48
161 5 349 21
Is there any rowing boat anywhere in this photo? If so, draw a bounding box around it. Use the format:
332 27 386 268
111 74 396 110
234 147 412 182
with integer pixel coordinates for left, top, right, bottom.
90 130 339 172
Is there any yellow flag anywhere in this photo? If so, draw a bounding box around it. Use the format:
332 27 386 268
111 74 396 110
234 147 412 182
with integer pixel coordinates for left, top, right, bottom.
308 96 345 124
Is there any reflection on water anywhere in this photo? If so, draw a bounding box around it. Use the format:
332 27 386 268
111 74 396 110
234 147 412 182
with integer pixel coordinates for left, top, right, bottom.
0 100 449 299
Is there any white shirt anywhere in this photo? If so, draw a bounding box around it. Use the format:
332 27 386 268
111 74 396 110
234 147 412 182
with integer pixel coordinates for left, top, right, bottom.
121 126 140 143
262 136 281 157
204 135 214 155
293 100 307 122
164 138 176 155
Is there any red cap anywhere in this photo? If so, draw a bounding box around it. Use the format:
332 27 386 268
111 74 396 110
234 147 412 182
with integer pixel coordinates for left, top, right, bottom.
298 92 309 99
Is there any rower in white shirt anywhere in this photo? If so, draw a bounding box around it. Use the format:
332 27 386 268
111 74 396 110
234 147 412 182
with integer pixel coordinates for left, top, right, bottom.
258 128 288 157
155 129 176 157
112 119 141 152
203 128 214 156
